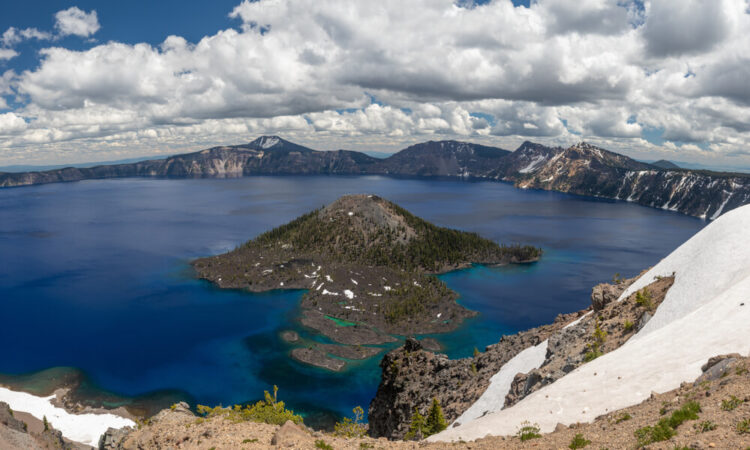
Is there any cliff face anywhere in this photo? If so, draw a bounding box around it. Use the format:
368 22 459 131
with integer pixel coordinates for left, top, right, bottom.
510 142 750 220
3 136 750 220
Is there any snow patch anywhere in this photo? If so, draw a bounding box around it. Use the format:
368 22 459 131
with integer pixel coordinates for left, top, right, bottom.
519 155 547 173
452 341 549 426
0 387 134 447
344 289 355 299
260 136 279 149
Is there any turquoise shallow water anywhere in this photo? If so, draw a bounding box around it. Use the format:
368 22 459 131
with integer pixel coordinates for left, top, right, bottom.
0 175 704 426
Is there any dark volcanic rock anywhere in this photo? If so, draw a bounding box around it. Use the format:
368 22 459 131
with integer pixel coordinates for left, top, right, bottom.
591 282 624 311
290 348 346 372
367 312 580 440
0 402 26 433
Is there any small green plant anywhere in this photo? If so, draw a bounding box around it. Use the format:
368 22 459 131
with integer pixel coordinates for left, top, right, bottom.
334 406 367 438
568 433 591 449
736 364 748 375
516 421 542 441
694 420 717 433
473 347 480 357
404 399 448 440
737 419 750 435
359 443 374 449
635 288 653 311
170 404 177 410
722 395 743 411
584 318 607 362
635 421 675 446
623 319 634 332
314 440 333 450
196 385 303 426
471 362 478 375
42 416 49 432
614 412 631 424
634 401 700 446
242 438 258 443
612 273 623 284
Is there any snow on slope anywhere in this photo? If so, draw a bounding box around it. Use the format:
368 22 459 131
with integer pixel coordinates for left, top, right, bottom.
0 386 134 446
454 341 548 425
430 204 750 442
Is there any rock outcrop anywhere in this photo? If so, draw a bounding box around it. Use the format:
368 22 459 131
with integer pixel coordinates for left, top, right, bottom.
367 312 582 440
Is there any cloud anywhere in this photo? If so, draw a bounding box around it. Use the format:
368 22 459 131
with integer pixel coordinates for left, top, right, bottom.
54 7 100 38
642 0 732 57
1 0 750 167
1 27 52 47
0 112 26 134
0 49 18 61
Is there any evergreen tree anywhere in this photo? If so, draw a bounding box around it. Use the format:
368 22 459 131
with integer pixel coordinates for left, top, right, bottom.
426 398 447 434
404 408 427 440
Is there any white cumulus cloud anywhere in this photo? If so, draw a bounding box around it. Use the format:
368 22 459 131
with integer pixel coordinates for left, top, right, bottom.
54 7 100 38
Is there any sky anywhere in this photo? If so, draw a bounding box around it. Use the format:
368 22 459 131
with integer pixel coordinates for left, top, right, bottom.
0 0 749 168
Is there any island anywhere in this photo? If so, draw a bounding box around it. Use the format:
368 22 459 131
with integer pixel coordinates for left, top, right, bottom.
192 194 541 370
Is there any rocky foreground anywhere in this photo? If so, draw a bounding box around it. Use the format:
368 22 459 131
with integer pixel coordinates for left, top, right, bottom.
3 136 750 220
93 354 750 449
367 271 677 439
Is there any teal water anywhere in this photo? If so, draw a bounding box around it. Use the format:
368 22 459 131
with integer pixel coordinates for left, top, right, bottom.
0 175 704 426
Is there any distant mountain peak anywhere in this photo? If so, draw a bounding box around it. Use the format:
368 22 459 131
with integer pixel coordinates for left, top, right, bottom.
251 135 284 149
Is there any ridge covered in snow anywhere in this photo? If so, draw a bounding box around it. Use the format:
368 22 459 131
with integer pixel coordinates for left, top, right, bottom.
430 204 750 442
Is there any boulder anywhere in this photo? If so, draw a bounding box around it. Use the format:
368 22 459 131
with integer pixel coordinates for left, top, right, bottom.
271 420 311 447
591 283 620 311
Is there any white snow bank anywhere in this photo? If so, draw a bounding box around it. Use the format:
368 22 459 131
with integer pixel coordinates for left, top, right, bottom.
0 387 134 447
430 204 750 442
453 341 548 425
618 204 750 339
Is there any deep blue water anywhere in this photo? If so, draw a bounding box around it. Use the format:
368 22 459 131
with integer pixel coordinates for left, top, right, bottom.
0 176 704 423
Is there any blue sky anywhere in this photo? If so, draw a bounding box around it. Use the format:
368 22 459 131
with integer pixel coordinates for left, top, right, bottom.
0 0 748 168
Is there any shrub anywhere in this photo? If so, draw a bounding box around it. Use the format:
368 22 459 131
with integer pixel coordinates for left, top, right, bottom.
623 320 634 332
197 385 303 426
584 318 607 362
722 395 742 411
635 421 675 446
314 440 333 450
737 419 750 435
42 416 49 432
516 421 542 441
569 433 591 449
694 420 717 433
473 347 480 357
635 288 653 311
334 406 367 438
634 401 700 446
615 412 632 424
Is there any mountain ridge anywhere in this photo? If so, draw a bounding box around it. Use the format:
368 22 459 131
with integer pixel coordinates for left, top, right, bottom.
2 136 750 220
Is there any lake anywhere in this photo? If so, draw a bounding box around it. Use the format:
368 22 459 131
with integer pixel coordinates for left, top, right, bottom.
0 175 704 426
